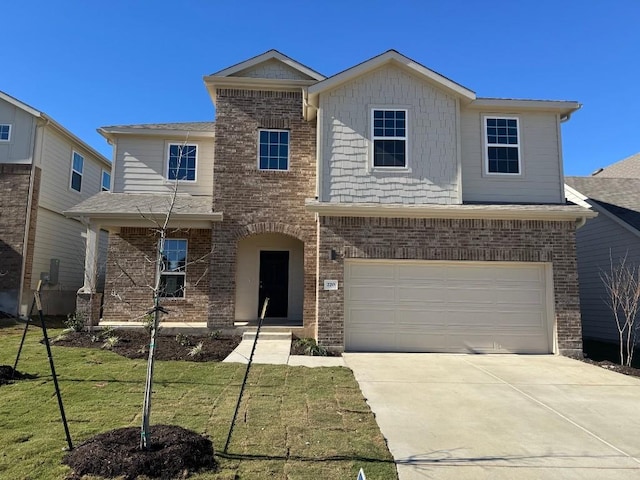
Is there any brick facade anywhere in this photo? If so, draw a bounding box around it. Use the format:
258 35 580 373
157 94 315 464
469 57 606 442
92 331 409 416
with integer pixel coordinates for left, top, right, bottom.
209 89 317 328
317 216 582 356
0 164 38 315
102 228 211 323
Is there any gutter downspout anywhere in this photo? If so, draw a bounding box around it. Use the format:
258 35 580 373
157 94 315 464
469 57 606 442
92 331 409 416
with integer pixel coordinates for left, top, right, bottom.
17 117 47 317
575 216 587 229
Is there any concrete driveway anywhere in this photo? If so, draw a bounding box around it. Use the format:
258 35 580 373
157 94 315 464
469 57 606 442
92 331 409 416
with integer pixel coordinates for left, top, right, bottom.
343 353 640 480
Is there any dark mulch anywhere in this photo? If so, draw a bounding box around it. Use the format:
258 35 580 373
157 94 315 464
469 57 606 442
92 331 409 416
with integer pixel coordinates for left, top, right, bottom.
63 425 215 480
0 365 36 386
582 339 640 378
53 330 241 362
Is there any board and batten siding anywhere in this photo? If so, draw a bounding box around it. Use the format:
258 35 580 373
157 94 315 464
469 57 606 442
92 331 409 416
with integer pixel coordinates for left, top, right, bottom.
37 127 106 213
0 98 37 164
319 65 459 205
460 109 564 203
113 136 214 195
575 211 640 343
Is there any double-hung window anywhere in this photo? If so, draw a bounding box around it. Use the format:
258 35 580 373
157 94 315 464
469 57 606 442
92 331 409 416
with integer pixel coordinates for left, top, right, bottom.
372 109 407 168
70 151 84 192
160 239 187 298
167 144 197 181
485 117 520 174
258 129 289 170
0 124 11 141
101 170 111 192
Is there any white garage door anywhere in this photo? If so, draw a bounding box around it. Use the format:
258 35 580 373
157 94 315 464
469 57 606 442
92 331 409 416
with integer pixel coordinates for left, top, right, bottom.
344 260 552 353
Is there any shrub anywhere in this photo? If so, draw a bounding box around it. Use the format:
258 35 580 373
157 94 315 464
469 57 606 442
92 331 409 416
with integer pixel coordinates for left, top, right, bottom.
294 338 328 357
175 333 191 347
102 336 120 350
188 342 204 358
65 312 86 332
142 314 154 334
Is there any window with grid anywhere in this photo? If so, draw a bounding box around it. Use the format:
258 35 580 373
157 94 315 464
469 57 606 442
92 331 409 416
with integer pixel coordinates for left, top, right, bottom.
259 129 289 170
101 170 111 192
160 239 187 298
372 109 407 168
485 117 520 174
0 124 10 141
70 151 84 192
168 144 197 181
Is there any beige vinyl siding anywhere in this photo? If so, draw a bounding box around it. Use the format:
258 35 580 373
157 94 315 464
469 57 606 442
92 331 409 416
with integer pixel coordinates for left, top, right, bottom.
319 64 459 205
0 99 37 164
575 211 640 343
37 127 106 213
114 136 214 195
27 208 86 313
460 109 564 203
232 59 314 80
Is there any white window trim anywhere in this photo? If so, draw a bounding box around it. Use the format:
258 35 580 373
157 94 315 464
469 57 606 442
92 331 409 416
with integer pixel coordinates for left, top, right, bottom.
370 108 410 172
70 151 84 193
0 124 11 142
101 169 111 192
257 128 290 171
166 142 198 183
159 238 188 299
483 115 522 176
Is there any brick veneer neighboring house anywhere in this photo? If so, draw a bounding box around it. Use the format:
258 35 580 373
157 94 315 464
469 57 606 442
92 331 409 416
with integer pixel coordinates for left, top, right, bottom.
66 50 595 356
0 91 111 317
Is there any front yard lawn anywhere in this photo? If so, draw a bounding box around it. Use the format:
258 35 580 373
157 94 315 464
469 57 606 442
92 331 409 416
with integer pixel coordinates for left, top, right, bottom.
0 323 396 479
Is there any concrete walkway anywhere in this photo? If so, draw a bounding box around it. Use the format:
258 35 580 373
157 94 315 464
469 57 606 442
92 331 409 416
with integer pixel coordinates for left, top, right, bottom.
344 353 640 480
223 332 345 367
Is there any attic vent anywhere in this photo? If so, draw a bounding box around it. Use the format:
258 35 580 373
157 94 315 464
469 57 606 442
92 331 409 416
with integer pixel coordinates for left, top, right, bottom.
259 118 289 130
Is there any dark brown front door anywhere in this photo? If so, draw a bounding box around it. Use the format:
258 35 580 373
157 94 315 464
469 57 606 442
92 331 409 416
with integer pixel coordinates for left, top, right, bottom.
258 250 289 318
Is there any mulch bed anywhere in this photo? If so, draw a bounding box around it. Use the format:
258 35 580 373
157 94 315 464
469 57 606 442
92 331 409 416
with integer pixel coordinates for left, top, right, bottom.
0 365 36 386
581 359 640 378
53 330 241 362
63 425 215 480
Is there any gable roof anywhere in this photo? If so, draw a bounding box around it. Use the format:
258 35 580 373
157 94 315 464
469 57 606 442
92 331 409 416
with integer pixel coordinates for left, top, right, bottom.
591 152 640 178
98 122 215 143
565 176 640 234
307 49 476 105
208 49 325 81
0 90 111 167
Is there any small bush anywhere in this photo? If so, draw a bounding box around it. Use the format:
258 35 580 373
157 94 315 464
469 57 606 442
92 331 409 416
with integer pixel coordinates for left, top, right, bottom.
175 333 191 347
102 336 120 350
100 326 115 338
188 342 204 358
208 330 222 340
142 314 154 334
294 338 328 357
65 312 86 332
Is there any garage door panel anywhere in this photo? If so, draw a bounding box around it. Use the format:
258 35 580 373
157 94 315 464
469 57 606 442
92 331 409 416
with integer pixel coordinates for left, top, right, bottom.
344 260 551 354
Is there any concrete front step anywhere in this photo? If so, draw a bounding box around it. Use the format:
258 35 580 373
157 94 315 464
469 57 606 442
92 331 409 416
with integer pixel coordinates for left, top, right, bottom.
242 331 292 341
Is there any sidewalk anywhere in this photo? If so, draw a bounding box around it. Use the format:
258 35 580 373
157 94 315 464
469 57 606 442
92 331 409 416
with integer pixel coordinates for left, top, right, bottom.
223 332 345 367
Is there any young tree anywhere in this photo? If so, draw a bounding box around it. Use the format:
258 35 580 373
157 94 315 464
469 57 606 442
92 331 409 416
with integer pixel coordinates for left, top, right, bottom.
601 252 640 366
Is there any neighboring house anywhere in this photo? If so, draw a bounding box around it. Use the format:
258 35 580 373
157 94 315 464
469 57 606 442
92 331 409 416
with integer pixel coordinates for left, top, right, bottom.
565 153 640 345
0 91 111 317
65 50 594 356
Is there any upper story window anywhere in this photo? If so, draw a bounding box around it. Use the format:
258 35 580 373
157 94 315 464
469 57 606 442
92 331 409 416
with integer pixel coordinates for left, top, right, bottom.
167 144 197 181
101 169 111 192
160 239 187 298
70 151 84 192
0 124 11 141
372 109 407 168
258 129 289 170
485 117 520 175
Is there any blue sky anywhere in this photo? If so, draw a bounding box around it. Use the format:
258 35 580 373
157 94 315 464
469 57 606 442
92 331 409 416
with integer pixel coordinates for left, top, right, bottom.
3 0 638 176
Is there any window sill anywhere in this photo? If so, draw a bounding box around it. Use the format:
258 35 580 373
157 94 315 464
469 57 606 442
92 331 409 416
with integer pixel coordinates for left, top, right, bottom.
370 166 412 174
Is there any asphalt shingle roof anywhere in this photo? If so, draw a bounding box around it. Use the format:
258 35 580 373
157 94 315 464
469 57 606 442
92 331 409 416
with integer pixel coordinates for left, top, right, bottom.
591 152 640 178
101 122 215 132
565 176 640 231
64 192 215 217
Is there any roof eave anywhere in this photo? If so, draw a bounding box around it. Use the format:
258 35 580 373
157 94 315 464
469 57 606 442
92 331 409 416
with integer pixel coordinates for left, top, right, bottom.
98 127 215 139
209 49 325 81
469 98 582 116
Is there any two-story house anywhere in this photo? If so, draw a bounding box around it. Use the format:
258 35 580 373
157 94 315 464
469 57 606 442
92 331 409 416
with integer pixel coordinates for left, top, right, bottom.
0 91 111 317
66 50 594 356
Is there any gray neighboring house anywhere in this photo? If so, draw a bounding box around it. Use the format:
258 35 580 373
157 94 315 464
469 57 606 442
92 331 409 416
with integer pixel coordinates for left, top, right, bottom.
0 91 111 317
565 153 640 345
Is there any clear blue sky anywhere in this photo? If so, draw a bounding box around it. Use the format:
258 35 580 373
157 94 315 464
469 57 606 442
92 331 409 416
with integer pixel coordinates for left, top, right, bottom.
3 0 638 176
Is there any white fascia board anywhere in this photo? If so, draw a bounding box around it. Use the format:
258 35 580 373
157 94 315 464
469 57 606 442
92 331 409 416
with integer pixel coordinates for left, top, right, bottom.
43 115 111 168
307 50 476 107
64 210 223 223
209 50 325 81
305 200 596 222
0 90 42 117
470 98 582 116
98 127 215 139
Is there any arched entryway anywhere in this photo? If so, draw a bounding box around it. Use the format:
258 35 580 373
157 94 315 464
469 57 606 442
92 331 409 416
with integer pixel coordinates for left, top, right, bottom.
235 232 304 326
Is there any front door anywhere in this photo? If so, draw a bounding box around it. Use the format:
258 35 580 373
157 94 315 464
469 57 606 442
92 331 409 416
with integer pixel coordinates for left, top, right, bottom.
259 250 289 318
